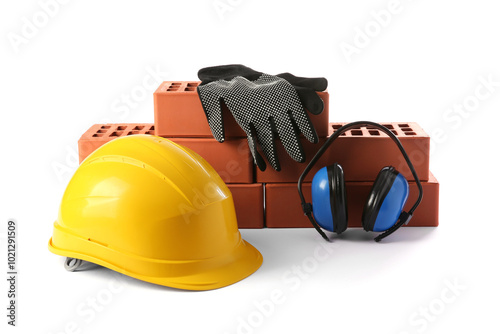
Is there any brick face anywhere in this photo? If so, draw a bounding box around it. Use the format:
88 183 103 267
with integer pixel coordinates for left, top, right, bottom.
265 173 439 228
256 122 430 183
78 124 253 183
154 81 330 138
78 124 155 163
227 184 264 228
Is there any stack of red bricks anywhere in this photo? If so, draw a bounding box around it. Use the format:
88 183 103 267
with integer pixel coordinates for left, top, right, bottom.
78 81 439 229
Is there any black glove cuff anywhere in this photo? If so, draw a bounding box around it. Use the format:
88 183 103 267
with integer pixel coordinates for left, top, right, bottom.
198 64 262 84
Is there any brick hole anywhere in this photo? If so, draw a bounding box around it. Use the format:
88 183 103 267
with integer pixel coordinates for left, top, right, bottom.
146 130 154 135
391 130 398 136
401 127 413 132
110 131 123 137
398 123 409 128
167 87 179 91
127 131 140 136
133 125 145 130
92 133 104 137
340 133 346 136
184 87 196 91
405 132 417 136
100 125 111 129
351 130 363 136
350 126 362 130
171 82 181 86
97 129 107 133
149 125 155 131
382 124 394 129
117 126 127 130
369 130 380 136
187 82 199 87
331 124 342 130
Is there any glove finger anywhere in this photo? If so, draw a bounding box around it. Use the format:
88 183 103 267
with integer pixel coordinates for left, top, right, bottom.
197 86 226 142
273 114 306 163
276 73 328 91
295 86 324 115
198 65 262 84
246 123 267 172
289 104 319 144
254 121 280 171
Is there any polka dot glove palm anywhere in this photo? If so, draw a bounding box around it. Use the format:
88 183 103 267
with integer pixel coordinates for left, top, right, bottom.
197 65 328 171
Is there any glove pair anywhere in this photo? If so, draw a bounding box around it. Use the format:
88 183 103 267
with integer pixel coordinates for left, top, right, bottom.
197 64 327 171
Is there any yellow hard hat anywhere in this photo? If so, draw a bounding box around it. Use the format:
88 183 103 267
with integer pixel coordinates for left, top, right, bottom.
48 135 262 290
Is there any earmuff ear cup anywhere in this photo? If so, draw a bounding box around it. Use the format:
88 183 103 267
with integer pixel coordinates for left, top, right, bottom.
362 167 410 232
311 166 334 231
327 163 348 234
311 163 348 233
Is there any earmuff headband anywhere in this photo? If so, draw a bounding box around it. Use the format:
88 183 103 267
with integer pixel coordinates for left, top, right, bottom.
297 121 424 242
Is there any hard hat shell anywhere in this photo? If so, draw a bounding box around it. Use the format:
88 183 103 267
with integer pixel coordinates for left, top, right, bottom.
48 135 262 290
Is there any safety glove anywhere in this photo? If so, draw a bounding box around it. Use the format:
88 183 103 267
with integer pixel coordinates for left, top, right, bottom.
197 64 328 171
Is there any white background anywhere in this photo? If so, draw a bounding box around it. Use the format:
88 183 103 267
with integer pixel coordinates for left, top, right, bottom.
1 0 499 333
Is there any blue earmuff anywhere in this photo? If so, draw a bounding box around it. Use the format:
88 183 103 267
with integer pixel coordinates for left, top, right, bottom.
311 163 347 233
311 164 409 234
298 121 423 242
362 166 409 232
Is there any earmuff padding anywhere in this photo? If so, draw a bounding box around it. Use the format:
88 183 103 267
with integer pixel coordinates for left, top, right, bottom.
326 163 348 234
362 167 398 231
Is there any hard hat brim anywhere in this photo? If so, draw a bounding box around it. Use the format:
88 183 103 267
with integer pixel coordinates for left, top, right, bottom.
49 236 262 291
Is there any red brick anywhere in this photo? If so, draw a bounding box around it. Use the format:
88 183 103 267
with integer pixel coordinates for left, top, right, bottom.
154 81 330 138
169 138 253 184
78 124 155 163
78 124 253 183
228 184 264 229
257 122 430 183
265 172 439 228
